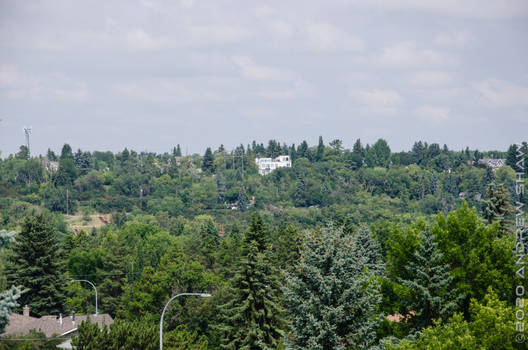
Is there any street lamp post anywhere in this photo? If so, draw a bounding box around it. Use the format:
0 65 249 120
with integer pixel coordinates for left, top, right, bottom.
160 293 211 350
70 280 98 316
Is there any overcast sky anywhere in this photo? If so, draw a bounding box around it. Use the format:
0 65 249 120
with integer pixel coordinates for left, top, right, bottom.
0 0 527 157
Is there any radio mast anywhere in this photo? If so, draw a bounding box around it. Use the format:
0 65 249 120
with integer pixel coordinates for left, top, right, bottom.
23 126 32 156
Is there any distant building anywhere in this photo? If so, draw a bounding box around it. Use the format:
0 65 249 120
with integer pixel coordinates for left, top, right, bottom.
477 158 506 171
46 160 59 172
2 305 113 349
255 155 291 175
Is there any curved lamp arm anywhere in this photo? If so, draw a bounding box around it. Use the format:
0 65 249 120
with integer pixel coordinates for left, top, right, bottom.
70 279 98 316
160 293 211 350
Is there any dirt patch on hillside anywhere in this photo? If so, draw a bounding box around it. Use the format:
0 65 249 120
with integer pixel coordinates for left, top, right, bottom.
65 214 111 234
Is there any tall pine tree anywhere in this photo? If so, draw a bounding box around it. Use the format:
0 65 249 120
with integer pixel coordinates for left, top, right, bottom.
398 229 459 331
483 183 513 234
202 147 215 174
0 229 21 333
7 214 65 316
354 224 385 276
316 136 325 161
55 143 77 186
217 215 285 349
237 185 248 211
284 225 383 349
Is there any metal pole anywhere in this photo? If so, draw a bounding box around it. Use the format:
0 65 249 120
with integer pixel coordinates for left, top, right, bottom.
160 293 211 350
70 280 98 316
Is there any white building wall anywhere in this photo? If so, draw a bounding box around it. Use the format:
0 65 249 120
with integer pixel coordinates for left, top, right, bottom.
255 155 291 175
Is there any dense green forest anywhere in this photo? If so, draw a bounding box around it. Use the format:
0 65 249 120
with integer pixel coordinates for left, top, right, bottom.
0 138 527 349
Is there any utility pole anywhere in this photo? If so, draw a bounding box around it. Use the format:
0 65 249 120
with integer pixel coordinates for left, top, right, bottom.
66 189 69 215
139 187 143 210
241 154 244 180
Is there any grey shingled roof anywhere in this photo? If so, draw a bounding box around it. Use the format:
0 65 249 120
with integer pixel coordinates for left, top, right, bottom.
1 313 113 337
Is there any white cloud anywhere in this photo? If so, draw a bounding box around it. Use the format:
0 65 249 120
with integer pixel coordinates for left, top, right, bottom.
17 74 88 103
113 77 238 103
306 23 363 52
354 0 528 19
256 79 314 100
253 5 276 18
186 25 249 46
267 20 294 40
0 66 89 103
124 29 170 51
350 88 401 105
0 65 18 85
473 79 528 107
435 31 471 48
241 106 276 118
180 0 195 8
232 56 295 82
114 81 191 102
414 105 450 122
409 71 453 87
349 88 402 115
376 41 454 68
231 56 314 99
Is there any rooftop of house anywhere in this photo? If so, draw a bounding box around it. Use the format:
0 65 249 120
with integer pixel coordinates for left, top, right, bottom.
477 158 506 169
2 306 113 338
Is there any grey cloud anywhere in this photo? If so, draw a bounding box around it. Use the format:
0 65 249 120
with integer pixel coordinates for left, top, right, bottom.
0 0 526 157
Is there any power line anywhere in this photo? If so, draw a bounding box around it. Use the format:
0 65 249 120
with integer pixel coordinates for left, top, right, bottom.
68 271 143 278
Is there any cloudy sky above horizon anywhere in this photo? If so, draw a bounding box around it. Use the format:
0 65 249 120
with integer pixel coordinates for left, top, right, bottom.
0 0 527 157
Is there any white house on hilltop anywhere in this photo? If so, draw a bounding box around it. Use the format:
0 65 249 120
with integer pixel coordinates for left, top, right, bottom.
255 155 291 175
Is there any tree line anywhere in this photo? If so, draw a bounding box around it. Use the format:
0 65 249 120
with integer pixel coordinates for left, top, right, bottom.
0 138 526 349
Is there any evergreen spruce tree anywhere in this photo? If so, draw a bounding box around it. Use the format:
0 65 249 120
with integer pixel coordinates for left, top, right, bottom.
271 223 301 271
0 229 21 333
289 144 297 163
284 225 383 350
347 138 364 170
74 149 93 176
431 172 438 194
202 147 215 173
354 224 384 275
0 286 21 333
297 141 308 159
237 185 248 211
98 231 125 316
217 215 285 349
55 143 77 186
316 136 325 161
399 229 459 331
198 218 221 269
172 144 183 156
7 214 65 316
294 173 306 207
483 166 494 187
353 138 364 156
506 144 518 169
47 148 57 161
483 183 513 234
445 174 458 196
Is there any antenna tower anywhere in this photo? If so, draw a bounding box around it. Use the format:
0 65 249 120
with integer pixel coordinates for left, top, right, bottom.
23 126 32 155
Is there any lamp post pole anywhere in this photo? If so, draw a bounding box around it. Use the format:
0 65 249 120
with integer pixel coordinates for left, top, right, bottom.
70 280 98 316
160 293 211 350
